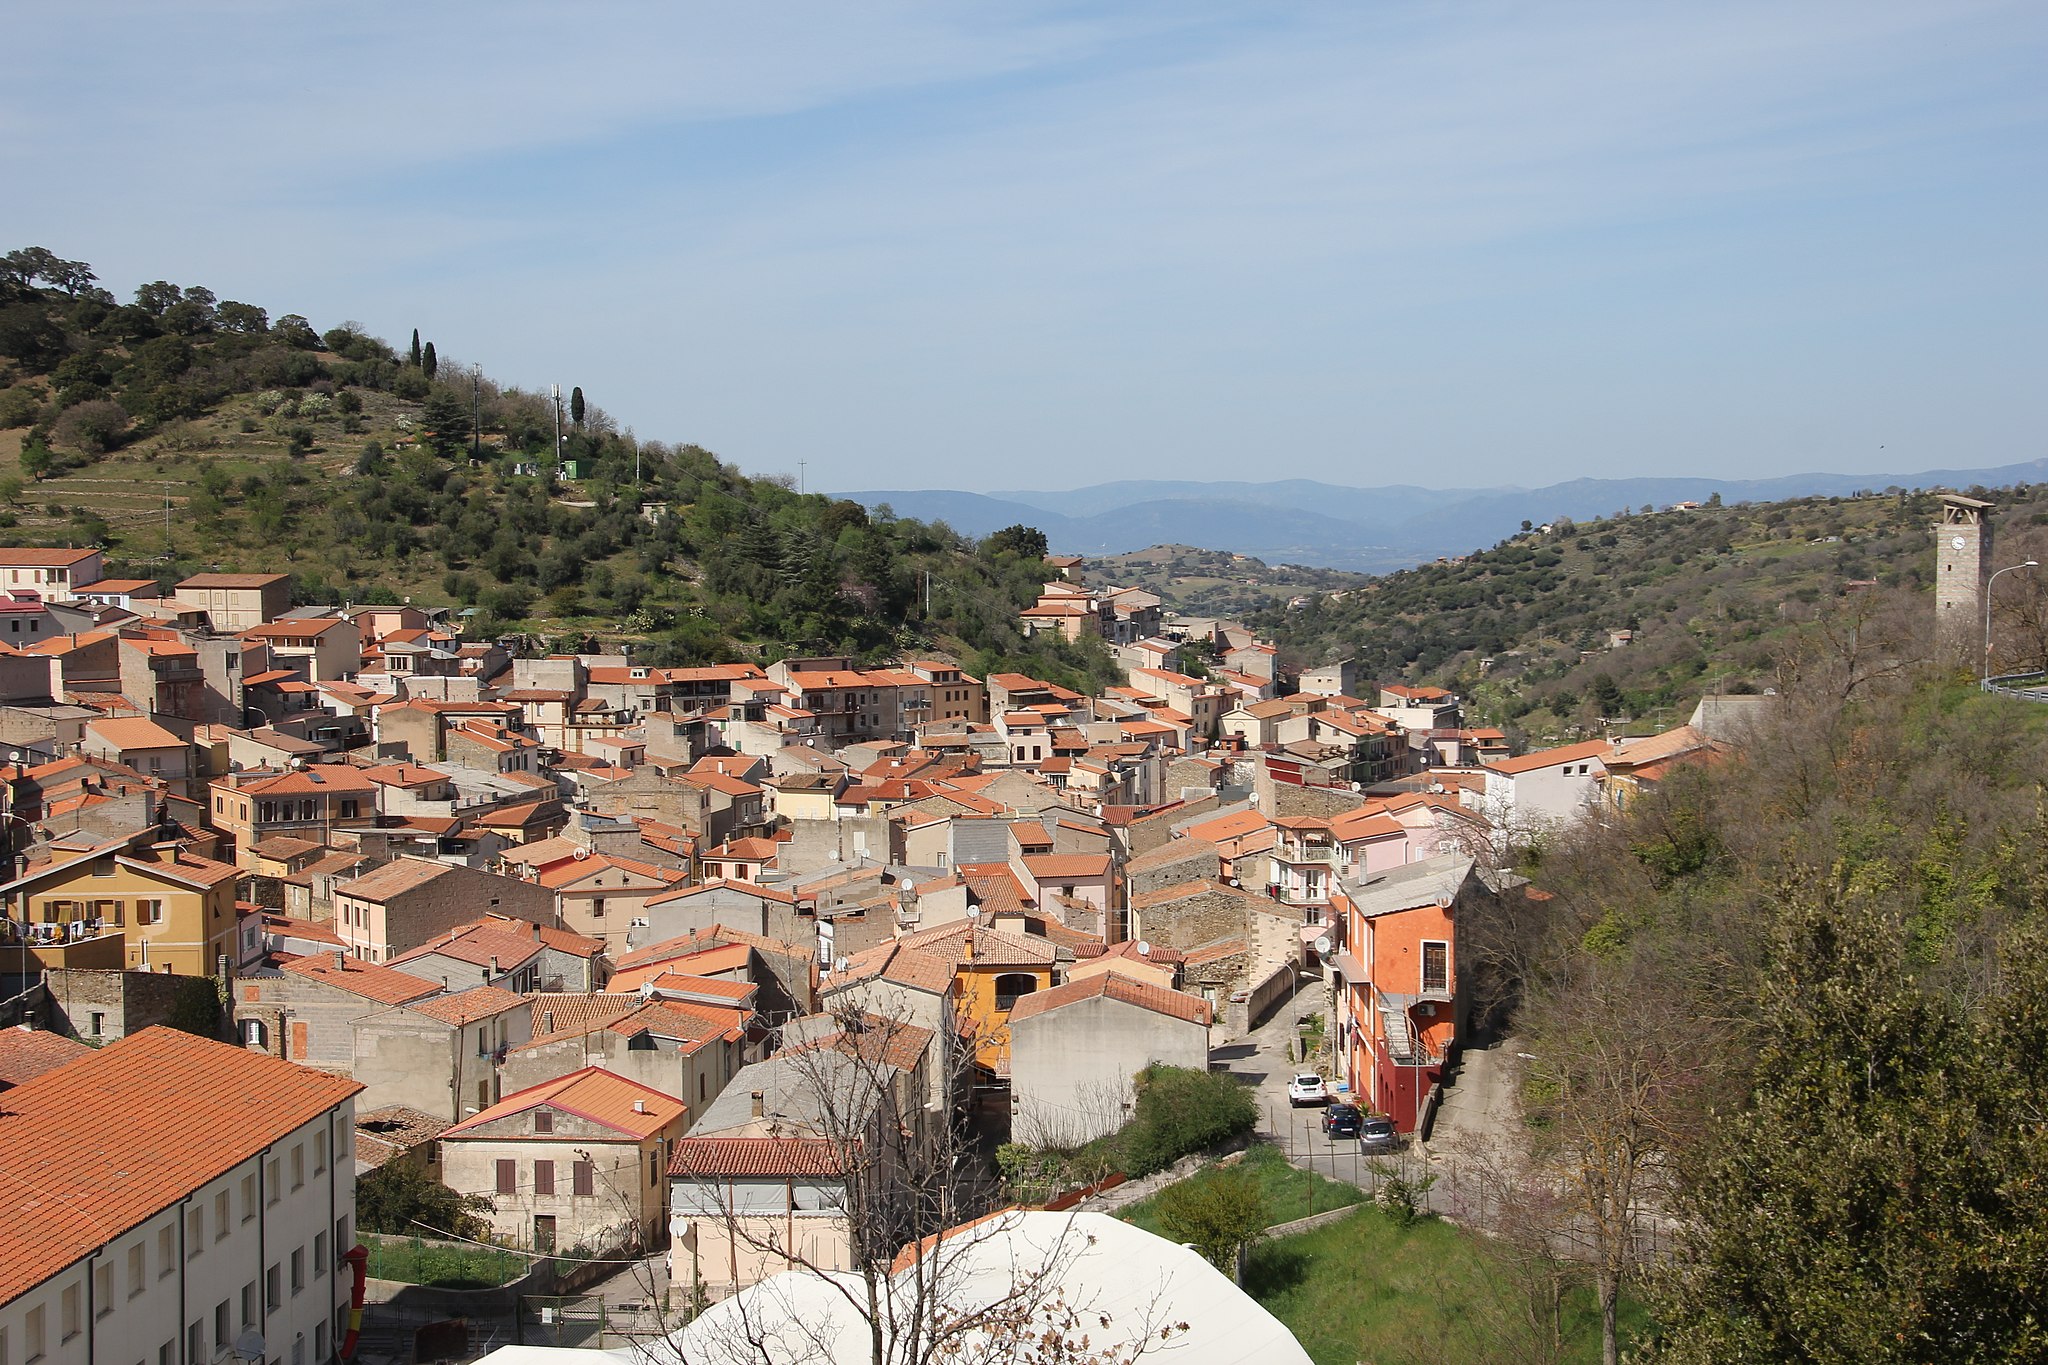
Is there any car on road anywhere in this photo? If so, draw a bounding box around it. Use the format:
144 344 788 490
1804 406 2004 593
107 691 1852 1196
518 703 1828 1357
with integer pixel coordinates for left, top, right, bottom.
1287 1073 1328 1107
1359 1114 1398 1152
1321 1103 1362 1137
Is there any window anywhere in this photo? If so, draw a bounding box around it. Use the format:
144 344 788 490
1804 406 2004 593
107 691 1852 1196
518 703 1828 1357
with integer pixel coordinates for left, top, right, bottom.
128 1243 145 1297
495 1160 516 1195
158 1226 175 1277
89 1012 105 1038
95 1265 112 1318
533 1161 554 1196
242 1019 269 1049
265 1264 280 1315
573 1161 594 1197
993 972 1039 1012
92 856 115 878
649 1148 660 1184
290 1248 304 1295
314 1132 327 1175
533 1110 552 1134
266 1159 280 1204
290 1145 304 1190
242 1173 257 1221
240 1283 256 1328
335 1125 349 1159
292 1334 304 1365
61 1286 80 1341
188 1207 203 1254
313 1233 327 1279
213 1301 229 1350
315 1324 328 1364
333 1218 350 1266
160 1340 174 1365
1421 940 1449 995
214 1191 229 1238
27 1308 46 1363
138 900 164 925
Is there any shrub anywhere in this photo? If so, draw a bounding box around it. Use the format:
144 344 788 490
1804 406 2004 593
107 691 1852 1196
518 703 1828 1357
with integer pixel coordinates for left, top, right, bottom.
50 399 130 455
1118 1065 1257 1177
0 386 41 428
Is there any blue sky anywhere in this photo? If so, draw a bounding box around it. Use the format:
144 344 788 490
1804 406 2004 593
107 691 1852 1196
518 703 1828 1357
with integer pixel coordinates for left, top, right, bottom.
7 2 2045 492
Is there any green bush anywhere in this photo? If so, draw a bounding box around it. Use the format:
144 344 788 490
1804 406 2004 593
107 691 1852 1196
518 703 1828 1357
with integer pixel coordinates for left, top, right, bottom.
1118 1065 1257 1177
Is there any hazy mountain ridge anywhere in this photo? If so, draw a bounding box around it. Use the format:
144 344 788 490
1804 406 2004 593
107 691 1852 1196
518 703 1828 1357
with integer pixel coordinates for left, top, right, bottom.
845 459 2048 572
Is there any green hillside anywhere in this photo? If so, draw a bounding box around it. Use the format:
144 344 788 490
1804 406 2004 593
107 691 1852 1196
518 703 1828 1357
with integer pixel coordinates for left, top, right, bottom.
0 248 1117 688
1081 544 1372 621
1259 487 2048 739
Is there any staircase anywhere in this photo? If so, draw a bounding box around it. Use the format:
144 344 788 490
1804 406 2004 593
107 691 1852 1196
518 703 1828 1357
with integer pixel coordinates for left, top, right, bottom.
1379 1004 1417 1065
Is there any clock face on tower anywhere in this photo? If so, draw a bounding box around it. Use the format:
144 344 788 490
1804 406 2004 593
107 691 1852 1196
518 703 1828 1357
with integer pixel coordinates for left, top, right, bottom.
1953 537 1967 550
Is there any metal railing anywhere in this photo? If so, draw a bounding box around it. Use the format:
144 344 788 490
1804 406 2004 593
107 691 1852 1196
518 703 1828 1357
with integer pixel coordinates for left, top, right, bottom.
1983 672 2048 701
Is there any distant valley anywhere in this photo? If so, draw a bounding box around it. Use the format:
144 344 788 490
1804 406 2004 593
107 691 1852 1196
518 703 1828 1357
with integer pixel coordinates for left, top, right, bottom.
842 459 2048 573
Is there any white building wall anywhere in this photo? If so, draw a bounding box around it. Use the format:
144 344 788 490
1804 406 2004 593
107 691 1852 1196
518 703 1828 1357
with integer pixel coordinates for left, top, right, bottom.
0 1102 357 1365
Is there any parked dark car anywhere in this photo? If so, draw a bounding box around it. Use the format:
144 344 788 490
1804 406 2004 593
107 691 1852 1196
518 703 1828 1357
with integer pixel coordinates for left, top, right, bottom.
1321 1103 1362 1137
1359 1115 1398 1152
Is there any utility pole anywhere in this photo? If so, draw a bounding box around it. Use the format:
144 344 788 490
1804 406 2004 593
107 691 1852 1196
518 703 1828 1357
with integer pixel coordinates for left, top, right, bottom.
162 484 172 558
799 460 806 496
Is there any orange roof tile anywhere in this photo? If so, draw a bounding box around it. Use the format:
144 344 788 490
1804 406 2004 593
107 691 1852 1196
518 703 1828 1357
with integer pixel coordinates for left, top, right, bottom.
442 1067 686 1140
669 1136 845 1178
280 953 441 1005
0 1028 362 1302
1486 739 1610 776
0 1026 92 1088
1007 972 1212 1027
406 985 529 1026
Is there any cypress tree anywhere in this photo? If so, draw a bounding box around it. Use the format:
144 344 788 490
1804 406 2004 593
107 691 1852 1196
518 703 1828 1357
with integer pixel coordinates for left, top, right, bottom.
410 328 421 367
570 386 586 427
422 341 438 380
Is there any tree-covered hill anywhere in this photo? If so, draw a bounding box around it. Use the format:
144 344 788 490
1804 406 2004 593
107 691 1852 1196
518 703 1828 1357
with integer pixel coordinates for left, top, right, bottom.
1259 486 2048 742
0 247 1116 687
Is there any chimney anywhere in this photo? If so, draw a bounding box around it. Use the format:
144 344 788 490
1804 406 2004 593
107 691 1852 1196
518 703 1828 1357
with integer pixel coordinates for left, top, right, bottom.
332 950 345 971
531 920 541 942
632 1099 647 1114
489 955 500 974
750 1090 765 1119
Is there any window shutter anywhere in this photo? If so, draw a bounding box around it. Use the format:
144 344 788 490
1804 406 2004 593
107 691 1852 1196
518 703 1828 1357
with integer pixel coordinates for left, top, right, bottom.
495 1159 516 1194
573 1161 594 1196
534 1161 554 1196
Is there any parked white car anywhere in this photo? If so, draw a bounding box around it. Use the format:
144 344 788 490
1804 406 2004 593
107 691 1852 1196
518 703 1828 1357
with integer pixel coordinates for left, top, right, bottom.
1287 1073 1328 1107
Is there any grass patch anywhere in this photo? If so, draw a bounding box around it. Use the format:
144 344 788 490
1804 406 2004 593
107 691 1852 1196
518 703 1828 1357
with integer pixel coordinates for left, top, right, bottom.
1243 1207 1653 1365
1118 1143 1360 1236
360 1232 525 1289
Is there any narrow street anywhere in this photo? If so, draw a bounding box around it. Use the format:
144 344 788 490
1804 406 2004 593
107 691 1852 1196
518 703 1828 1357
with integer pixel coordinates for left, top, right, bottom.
1214 979 1526 1228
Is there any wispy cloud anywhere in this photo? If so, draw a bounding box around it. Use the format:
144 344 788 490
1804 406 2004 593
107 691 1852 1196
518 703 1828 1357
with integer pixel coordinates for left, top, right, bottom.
6 1 2045 487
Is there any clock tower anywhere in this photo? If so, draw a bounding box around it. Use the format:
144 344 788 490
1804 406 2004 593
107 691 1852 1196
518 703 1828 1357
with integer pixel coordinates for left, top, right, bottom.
1935 492 1992 663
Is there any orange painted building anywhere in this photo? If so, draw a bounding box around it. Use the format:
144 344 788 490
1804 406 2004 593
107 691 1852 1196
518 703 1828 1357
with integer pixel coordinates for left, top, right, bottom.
1329 854 1477 1133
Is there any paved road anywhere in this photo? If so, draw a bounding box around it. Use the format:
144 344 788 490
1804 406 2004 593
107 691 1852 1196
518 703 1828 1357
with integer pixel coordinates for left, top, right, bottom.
1215 981 1524 1226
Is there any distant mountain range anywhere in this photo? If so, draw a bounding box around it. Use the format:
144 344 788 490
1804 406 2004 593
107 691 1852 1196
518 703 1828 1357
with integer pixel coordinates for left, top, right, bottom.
840 460 2048 573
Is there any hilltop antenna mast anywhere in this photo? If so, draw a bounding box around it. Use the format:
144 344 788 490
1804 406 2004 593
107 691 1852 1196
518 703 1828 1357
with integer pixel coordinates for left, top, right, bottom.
470 365 481 461
551 384 563 484
799 460 806 496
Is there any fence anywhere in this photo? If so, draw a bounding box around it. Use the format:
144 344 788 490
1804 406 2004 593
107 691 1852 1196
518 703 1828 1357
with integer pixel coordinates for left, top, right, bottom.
1983 672 2048 701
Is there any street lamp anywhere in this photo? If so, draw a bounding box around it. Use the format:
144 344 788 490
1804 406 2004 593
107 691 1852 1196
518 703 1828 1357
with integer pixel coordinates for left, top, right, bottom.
1984 560 2040 685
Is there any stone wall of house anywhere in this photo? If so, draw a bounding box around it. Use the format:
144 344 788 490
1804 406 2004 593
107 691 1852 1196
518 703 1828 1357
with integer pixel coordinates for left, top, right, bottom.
41 966 212 1042
782 815 899 878
1129 882 1265 952
1257 772 1369 821
1127 842 1221 899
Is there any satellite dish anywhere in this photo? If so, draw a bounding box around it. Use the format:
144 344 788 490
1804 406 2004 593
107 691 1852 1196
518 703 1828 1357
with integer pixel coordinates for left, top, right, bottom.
1313 934 1334 956
572 846 591 860
900 879 915 895
1136 939 1151 957
966 906 981 922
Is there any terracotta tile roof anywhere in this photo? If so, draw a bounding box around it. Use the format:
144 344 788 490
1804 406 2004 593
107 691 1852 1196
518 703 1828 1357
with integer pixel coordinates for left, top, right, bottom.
604 943 754 992
1130 877 1264 912
389 921 546 971
280 952 442 1005
615 972 759 1005
783 1012 934 1073
0 546 100 567
84 716 187 750
1183 809 1272 843
354 1106 452 1171
1022 853 1110 880
335 857 458 901
1486 739 1609 776
443 1066 686 1140
227 765 381 796
176 572 287 588
1181 937 1248 966
610 999 744 1044
669 1136 846 1178
1007 971 1212 1027
406 984 529 1026
1125 838 1220 874
0 1027 362 1303
615 926 809 972
899 919 1059 968
829 940 956 995
645 878 797 909
0 1026 92 1088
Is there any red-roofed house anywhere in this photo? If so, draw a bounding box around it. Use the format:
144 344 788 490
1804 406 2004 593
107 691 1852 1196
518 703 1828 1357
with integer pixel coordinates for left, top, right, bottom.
0 1028 360 1365
1478 739 1610 835
440 1067 689 1251
1009 973 1212 1145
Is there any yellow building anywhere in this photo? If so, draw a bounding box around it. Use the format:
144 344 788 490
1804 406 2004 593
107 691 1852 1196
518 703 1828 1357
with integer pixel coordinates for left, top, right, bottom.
0 833 241 976
895 919 1059 1074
